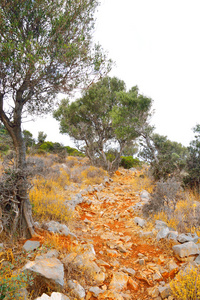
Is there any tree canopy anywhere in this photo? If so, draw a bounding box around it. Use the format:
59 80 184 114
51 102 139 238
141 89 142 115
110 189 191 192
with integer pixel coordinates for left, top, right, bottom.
140 133 188 180
54 77 153 173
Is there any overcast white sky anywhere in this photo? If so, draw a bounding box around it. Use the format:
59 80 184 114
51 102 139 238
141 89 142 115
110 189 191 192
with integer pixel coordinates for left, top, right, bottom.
24 0 200 147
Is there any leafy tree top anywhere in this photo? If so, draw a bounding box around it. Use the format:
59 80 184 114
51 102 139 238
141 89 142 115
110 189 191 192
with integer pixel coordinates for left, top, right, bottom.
0 0 111 116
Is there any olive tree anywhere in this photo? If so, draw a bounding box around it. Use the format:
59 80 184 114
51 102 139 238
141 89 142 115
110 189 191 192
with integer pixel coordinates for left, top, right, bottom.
0 0 110 237
54 78 153 173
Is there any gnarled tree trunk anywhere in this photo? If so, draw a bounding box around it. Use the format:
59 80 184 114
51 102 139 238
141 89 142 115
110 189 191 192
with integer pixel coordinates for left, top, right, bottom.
0 93 35 238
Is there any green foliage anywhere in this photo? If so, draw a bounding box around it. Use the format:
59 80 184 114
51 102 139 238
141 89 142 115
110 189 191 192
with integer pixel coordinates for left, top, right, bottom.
23 130 35 148
37 131 47 145
0 123 11 154
65 146 85 157
140 133 188 180
0 0 111 238
54 77 152 173
183 124 200 192
39 141 54 152
111 86 152 141
0 263 33 300
120 156 142 169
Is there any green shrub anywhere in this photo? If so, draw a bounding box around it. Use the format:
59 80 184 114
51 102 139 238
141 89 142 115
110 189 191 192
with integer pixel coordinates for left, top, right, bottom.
120 156 142 169
39 141 54 152
0 263 33 300
65 146 85 157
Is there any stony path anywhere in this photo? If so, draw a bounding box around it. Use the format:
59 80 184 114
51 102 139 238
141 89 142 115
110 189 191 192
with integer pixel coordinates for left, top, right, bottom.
72 169 178 300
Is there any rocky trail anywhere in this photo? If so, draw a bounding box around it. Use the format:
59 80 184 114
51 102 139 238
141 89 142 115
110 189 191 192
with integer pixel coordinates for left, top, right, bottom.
71 169 177 300
20 168 200 300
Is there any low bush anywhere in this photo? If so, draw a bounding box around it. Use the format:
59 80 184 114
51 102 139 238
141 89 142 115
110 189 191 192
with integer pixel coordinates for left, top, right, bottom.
120 156 142 169
81 166 107 185
30 172 72 223
170 265 200 300
0 265 33 300
142 177 182 218
130 168 154 194
65 146 85 157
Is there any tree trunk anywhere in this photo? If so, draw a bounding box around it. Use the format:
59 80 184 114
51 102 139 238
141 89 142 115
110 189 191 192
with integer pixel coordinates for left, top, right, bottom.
0 93 35 238
12 126 35 238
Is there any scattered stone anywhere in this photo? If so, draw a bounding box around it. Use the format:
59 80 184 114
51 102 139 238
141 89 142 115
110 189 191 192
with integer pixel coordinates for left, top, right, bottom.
115 244 127 253
157 227 170 241
96 259 111 268
177 233 199 244
158 284 171 299
167 259 179 271
67 280 85 299
134 217 146 228
139 230 154 238
119 267 136 276
109 271 128 291
127 277 139 290
23 240 40 252
24 258 64 287
89 286 104 297
110 260 120 268
139 259 145 265
106 249 120 257
153 272 162 281
98 290 124 300
62 252 77 267
172 241 199 258
147 286 159 298
140 190 150 201
82 243 96 260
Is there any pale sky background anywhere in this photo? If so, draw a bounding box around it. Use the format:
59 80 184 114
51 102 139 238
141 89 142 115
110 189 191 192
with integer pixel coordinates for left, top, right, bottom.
24 0 200 147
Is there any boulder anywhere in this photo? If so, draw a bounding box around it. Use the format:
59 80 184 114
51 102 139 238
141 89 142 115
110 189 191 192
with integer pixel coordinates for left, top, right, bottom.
35 292 70 300
24 257 64 287
134 217 146 228
155 220 168 230
172 241 199 258
167 231 178 241
177 233 199 244
23 240 40 252
44 220 76 239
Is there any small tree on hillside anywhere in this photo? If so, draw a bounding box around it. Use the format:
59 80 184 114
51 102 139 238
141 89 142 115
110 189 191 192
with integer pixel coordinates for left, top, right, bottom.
23 130 35 148
0 0 111 238
54 77 153 173
140 133 188 180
